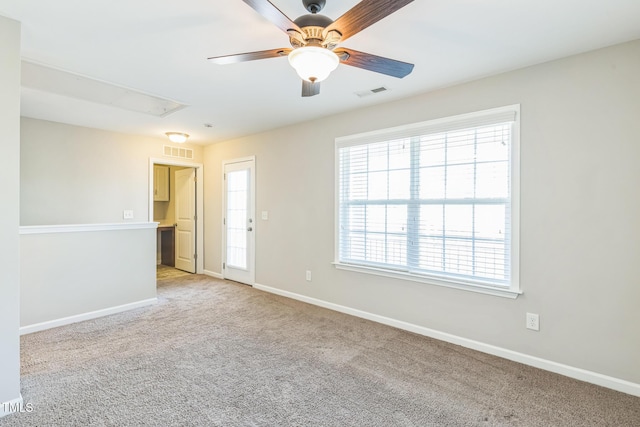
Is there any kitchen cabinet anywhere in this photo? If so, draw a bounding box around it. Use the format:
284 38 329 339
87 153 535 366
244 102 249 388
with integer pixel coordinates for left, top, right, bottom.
154 165 169 201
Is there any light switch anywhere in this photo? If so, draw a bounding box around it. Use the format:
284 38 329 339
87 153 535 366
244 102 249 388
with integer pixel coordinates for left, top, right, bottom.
261 211 269 220
123 210 134 219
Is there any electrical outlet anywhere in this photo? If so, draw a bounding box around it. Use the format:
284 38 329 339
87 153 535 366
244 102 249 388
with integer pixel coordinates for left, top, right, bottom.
123 210 134 219
526 313 540 331
305 270 312 282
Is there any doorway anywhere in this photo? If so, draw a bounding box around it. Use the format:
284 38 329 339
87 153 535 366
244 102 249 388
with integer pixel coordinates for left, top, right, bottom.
149 158 204 276
222 157 256 285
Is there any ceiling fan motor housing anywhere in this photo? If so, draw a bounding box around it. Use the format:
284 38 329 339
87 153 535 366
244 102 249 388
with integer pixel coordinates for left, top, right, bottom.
291 14 339 49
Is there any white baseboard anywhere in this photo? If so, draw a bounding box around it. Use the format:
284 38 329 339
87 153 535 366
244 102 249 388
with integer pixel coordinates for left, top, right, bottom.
0 395 23 418
203 269 223 279
20 298 158 335
253 283 640 398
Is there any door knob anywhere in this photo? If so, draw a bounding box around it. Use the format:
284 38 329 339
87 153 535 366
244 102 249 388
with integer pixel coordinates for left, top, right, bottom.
247 227 253 231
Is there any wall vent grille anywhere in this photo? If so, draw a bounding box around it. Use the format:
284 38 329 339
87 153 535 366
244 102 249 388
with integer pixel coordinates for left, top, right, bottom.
163 145 194 159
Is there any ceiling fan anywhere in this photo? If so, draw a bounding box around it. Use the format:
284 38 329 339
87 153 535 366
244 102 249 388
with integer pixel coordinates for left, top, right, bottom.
208 0 415 97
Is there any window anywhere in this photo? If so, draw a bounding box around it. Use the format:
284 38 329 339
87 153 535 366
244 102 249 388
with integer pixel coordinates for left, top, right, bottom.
335 105 520 298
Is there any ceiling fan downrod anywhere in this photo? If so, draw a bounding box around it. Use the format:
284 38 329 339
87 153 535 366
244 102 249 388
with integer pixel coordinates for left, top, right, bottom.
303 0 325 14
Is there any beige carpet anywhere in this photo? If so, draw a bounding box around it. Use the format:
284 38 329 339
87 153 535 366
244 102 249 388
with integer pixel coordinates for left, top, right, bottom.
156 264 192 280
2 273 639 426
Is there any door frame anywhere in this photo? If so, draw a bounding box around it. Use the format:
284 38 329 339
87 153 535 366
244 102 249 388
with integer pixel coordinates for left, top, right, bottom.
149 158 204 274
222 156 256 285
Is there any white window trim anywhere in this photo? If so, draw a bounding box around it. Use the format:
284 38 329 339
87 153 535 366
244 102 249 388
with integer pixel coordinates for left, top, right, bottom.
334 105 521 299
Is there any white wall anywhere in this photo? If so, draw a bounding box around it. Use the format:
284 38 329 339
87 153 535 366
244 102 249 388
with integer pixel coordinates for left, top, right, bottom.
204 40 640 389
0 14 22 414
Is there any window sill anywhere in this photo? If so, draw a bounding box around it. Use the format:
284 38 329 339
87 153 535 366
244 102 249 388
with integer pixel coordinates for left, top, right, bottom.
333 262 522 299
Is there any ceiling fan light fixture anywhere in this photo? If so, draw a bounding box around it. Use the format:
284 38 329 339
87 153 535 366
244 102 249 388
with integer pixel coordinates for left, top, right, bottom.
288 46 339 83
165 132 189 143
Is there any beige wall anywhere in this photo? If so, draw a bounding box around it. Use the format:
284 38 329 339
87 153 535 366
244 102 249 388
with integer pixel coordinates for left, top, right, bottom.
204 40 640 385
20 118 203 226
0 15 21 410
19 119 204 333
20 226 157 327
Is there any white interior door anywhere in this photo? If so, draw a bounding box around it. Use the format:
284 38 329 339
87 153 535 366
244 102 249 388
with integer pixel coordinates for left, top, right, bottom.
175 168 196 273
223 158 255 285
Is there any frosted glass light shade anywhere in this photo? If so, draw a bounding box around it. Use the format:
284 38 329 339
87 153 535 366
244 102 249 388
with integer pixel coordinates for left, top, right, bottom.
165 132 189 143
288 46 339 83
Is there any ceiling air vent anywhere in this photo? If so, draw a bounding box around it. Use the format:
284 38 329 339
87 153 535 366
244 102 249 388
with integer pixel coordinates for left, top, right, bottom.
163 145 194 160
355 86 389 98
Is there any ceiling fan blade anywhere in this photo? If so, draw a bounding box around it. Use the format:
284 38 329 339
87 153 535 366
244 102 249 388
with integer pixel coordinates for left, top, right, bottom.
324 0 414 42
335 48 414 78
302 80 321 97
208 48 292 65
242 0 302 34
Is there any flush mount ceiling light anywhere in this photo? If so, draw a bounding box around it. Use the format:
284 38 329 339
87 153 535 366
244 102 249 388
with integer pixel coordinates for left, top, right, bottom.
288 46 339 83
165 132 189 143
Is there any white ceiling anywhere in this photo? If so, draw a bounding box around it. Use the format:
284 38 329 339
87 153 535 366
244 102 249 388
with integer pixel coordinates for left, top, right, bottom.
1 0 639 144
